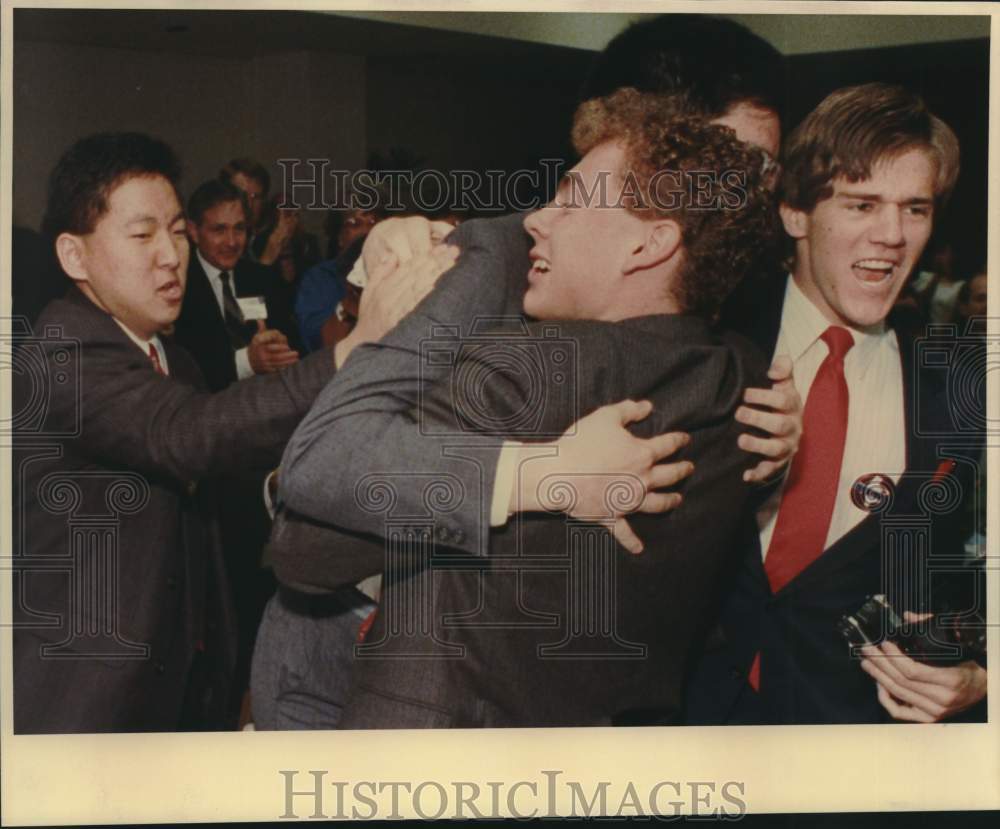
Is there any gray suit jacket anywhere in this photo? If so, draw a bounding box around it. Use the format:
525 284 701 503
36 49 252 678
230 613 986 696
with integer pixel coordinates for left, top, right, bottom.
13 287 336 733
277 213 530 568
271 213 768 727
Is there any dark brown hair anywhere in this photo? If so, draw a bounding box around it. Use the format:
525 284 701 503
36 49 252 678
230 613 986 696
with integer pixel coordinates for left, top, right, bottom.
780 83 959 213
187 178 249 226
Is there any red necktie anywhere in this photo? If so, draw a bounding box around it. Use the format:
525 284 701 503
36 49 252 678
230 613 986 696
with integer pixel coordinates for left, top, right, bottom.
748 325 853 691
148 343 166 375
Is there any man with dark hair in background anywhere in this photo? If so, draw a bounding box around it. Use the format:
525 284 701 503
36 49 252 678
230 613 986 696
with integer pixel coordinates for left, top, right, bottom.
175 178 299 392
583 13 783 153
683 83 988 725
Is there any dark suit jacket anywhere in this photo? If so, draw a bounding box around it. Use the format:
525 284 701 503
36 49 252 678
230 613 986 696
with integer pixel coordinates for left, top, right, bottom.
12 288 335 733
173 253 299 393
682 273 981 725
338 315 768 728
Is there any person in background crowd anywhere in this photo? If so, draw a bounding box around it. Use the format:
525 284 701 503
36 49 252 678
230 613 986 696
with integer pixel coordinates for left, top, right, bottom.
220 156 300 270
913 242 966 324
325 205 380 260
257 192 321 287
955 268 988 326
297 198 388 354
175 178 300 392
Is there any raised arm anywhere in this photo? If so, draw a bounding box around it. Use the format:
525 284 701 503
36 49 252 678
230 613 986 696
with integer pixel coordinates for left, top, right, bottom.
279 214 528 555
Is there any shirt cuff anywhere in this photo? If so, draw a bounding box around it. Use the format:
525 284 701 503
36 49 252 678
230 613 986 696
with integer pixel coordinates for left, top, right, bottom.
347 256 368 289
236 346 253 379
490 441 521 527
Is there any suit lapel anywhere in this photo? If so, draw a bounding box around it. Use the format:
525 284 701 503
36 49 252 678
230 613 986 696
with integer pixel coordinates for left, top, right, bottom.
183 255 225 326
773 326 943 599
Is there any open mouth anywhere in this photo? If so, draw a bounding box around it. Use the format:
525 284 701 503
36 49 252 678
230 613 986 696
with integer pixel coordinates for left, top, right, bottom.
158 282 183 302
529 256 551 278
852 258 897 284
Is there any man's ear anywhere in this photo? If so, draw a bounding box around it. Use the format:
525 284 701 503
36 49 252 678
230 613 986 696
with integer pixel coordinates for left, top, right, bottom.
186 219 199 245
779 203 809 239
55 233 89 284
624 219 682 273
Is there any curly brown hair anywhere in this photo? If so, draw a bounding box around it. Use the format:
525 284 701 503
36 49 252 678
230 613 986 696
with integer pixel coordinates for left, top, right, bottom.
571 87 777 317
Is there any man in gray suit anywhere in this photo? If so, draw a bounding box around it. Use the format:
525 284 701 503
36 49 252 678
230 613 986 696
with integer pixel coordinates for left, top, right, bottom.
269 88 791 727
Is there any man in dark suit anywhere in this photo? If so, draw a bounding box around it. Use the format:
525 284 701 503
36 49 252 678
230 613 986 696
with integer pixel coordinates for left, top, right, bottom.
270 88 793 728
683 83 987 725
174 178 299 393
9 132 417 733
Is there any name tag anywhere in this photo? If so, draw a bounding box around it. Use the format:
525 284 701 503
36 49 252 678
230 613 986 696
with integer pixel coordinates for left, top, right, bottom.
237 295 268 320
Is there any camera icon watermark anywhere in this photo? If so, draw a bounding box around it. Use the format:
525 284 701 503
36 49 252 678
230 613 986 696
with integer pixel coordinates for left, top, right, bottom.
1 317 82 441
418 318 578 438
913 318 998 438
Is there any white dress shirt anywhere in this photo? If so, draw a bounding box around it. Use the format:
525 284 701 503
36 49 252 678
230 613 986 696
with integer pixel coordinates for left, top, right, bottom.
196 249 254 380
757 276 907 559
114 318 169 375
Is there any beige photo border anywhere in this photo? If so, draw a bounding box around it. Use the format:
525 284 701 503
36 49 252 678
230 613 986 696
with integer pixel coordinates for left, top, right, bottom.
1 0 997 823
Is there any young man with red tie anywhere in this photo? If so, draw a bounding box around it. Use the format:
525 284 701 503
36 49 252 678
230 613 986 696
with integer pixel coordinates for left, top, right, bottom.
683 83 987 725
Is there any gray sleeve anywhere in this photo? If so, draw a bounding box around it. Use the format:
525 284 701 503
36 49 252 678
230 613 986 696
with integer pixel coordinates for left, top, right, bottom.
279 213 531 556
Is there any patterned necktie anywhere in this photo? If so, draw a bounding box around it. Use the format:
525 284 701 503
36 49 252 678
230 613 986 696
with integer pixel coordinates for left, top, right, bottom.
748 325 854 691
148 343 165 375
218 270 248 349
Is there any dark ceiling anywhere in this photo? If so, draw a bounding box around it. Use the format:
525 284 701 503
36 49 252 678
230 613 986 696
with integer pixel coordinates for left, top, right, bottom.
13 8 593 80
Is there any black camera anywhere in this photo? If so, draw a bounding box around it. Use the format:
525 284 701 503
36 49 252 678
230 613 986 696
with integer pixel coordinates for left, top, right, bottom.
3 318 82 440
838 592 987 665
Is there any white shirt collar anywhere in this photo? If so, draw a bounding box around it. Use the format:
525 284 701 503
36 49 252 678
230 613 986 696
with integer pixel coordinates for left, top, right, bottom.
197 248 227 283
113 318 168 373
783 275 895 369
